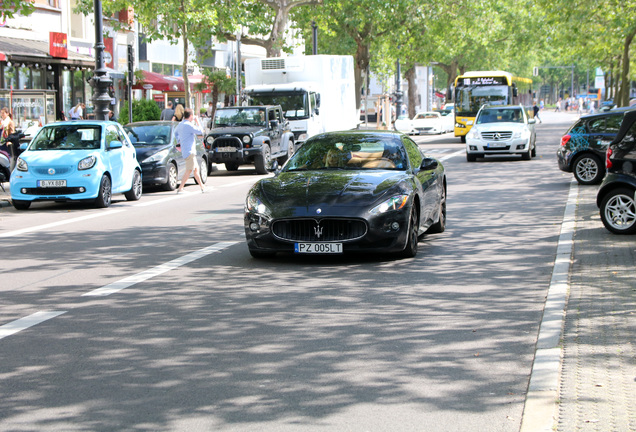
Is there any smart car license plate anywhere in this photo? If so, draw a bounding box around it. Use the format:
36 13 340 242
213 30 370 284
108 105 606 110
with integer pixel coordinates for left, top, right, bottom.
216 146 237 152
295 243 343 254
487 142 506 149
38 180 67 187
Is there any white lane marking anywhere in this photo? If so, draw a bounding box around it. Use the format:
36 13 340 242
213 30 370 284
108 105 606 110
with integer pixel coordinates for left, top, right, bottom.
439 150 465 161
0 210 126 238
0 311 67 340
134 191 195 206
220 178 267 188
82 241 237 297
520 179 577 432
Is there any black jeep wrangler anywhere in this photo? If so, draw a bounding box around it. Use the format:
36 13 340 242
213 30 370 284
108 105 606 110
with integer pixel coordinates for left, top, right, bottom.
205 105 295 174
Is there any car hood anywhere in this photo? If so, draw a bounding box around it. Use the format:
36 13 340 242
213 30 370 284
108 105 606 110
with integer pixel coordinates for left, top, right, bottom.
134 144 171 161
255 170 409 217
474 122 528 131
208 126 266 137
20 150 98 166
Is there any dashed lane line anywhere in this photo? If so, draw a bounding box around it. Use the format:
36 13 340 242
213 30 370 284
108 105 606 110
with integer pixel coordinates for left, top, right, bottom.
82 241 237 297
0 311 67 340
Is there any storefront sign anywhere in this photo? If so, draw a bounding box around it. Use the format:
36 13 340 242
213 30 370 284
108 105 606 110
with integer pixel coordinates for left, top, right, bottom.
104 37 114 69
49 32 68 59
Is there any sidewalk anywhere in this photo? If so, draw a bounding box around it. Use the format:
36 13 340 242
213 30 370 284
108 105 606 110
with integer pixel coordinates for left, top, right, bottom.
557 185 636 431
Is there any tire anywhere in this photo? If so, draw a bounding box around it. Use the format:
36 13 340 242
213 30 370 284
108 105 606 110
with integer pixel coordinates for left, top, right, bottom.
249 249 276 259
254 144 271 174
521 149 531 160
225 162 239 171
95 175 112 208
199 157 208 184
466 153 477 162
398 206 419 258
125 169 143 201
427 185 446 234
460 136 466 143
531 142 537 157
599 187 636 234
164 163 178 191
12 200 31 210
573 154 603 185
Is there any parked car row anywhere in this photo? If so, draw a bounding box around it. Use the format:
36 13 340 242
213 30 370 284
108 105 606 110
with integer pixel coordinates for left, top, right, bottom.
394 110 454 136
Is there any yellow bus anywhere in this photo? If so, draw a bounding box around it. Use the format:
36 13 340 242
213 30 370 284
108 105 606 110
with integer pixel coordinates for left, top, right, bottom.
454 71 533 142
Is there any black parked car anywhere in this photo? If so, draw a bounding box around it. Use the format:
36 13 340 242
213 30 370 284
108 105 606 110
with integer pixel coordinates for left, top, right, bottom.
124 121 209 191
597 109 636 234
557 107 634 184
244 130 447 259
205 105 295 174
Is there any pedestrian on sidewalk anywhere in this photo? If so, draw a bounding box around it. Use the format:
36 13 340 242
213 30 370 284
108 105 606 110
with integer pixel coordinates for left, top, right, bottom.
533 101 542 123
175 108 206 194
160 101 174 121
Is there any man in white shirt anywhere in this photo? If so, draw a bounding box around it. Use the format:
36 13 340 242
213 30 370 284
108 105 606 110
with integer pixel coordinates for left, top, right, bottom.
175 108 206 194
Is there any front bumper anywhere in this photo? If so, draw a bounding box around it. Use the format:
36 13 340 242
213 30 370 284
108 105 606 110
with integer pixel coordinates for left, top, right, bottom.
140 163 169 185
466 138 532 155
10 169 102 202
244 209 412 255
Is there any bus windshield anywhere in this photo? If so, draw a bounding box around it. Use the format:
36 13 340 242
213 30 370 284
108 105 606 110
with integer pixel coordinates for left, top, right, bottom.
249 91 309 120
455 84 510 117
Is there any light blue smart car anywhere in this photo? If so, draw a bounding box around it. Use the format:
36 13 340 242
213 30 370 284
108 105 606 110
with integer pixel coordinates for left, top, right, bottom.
10 121 142 210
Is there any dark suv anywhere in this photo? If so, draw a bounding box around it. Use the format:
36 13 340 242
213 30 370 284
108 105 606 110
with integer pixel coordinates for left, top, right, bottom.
557 107 634 184
597 109 636 234
205 105 295 174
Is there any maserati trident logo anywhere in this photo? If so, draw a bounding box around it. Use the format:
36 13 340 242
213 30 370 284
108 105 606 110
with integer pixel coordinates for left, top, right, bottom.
314 223 323 239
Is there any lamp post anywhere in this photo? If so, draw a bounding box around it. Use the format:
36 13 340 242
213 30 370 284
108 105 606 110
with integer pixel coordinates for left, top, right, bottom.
90 0 112 121
395 58 402 120
311 21 318 55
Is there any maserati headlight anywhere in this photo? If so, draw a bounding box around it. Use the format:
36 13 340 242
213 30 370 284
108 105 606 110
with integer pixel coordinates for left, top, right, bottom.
78 155 96 170
16 157 28 172
245 194 270 216
142 149 169 163
370 195 409 215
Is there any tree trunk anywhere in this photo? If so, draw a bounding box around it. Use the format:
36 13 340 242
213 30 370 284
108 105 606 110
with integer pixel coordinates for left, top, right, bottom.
353 40 370 111
182 23 191 109
620 27 636 107
405 66 417 118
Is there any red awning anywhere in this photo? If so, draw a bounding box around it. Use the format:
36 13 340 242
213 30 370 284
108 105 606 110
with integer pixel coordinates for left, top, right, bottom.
133 70 185 92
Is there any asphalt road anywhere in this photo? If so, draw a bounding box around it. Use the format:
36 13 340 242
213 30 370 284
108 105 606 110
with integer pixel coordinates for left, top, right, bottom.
0 113 580 431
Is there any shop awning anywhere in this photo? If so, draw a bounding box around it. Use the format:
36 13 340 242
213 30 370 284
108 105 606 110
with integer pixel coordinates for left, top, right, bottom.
133 70 185 92
0 35 95 67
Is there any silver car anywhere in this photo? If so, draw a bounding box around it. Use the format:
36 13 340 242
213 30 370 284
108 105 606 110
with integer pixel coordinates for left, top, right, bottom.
465 104 536 162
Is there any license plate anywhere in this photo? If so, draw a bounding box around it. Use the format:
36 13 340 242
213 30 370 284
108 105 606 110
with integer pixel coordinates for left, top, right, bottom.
216 146 237 152
487 142 506 148
295 243 343 254
38 180 67 187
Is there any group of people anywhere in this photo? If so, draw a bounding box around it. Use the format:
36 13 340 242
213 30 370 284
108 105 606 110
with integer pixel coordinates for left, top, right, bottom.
159 101 187 122
554 97 596 114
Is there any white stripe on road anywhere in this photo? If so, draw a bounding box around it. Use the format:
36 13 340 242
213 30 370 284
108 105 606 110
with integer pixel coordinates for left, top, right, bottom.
0 311 67 340
439 150 465 161
0 210 126 238
82 241 237 297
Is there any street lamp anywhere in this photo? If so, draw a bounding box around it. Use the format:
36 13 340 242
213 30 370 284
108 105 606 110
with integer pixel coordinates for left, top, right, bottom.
90 0 113 121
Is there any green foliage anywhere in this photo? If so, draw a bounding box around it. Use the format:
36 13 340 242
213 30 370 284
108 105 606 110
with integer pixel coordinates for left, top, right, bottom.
1 0 36 20
118 99 161 124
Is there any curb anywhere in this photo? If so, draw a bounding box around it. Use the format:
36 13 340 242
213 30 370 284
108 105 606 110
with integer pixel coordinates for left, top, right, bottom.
520 179 578 432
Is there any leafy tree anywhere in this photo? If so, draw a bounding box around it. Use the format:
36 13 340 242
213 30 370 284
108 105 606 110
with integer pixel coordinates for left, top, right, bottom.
197 69 236 120
1 0 35 20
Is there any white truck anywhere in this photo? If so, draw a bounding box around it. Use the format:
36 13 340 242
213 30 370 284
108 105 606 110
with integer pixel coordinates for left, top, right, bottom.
244 55 358 146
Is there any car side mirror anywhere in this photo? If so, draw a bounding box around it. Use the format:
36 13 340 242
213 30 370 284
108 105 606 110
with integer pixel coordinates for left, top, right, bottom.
268 159 279 173
19 143 28 151
109 140 123 149
314 108 320 115
528 118 536 124
270 120 279 129
420 157 438 171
